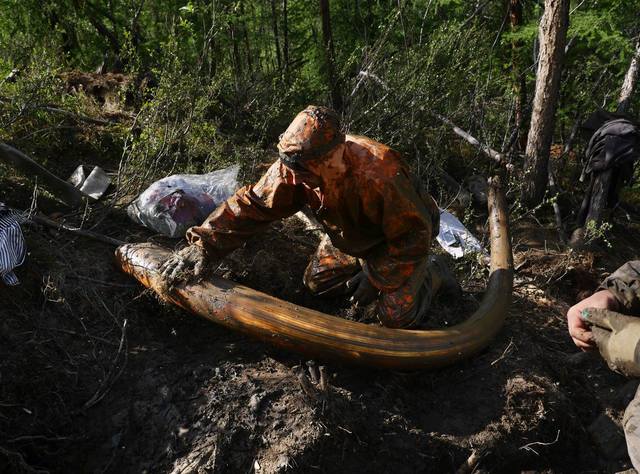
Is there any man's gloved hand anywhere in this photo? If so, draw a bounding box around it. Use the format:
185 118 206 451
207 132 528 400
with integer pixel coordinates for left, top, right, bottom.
345 271 378 306
160 245 210 286
582 307 640 377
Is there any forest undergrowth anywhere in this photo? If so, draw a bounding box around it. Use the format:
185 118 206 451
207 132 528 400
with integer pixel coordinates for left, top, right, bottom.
1 0 639 471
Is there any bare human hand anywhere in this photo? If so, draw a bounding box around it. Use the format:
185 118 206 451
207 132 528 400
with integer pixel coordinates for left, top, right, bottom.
567 290 620 350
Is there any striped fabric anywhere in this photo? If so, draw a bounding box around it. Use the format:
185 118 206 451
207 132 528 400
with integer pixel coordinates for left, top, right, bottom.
0 203 26 286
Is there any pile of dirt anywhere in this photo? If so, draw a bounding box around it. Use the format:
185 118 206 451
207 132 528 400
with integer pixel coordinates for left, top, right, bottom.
2 124 640 474
62 71 132 110
1 206 639 473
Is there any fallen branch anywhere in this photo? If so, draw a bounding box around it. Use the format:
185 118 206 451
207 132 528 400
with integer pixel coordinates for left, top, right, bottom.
430 112 509 168
37 105 116 126
20 211 125 246
0 97 119 125
0 142 91 208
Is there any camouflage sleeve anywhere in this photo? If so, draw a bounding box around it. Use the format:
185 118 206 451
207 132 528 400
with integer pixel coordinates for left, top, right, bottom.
599 260 640 314
186 161 306 259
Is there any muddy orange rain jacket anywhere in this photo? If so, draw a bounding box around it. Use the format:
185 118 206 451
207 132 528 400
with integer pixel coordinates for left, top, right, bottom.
186 135 440 295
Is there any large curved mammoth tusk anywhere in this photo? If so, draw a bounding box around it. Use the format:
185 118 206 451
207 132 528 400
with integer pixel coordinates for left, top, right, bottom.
115 178 513 370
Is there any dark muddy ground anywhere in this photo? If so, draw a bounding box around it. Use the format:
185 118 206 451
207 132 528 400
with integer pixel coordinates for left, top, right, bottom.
2 177 640 474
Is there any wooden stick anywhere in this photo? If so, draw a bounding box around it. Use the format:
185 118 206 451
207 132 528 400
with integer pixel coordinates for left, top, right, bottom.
430 112 508 167
0 97 118 125
38 106 115 126
0 142 92 208
23 212 125 246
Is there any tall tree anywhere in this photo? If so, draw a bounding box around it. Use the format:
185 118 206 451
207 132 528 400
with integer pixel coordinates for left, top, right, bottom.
520 0 570 207
509 0 527 152
270 0 282 71
319 0 343 110
617 39 640 114
282 0 289 72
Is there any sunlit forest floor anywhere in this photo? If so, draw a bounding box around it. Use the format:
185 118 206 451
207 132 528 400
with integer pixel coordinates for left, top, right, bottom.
2 71 640 473
3 159 640 473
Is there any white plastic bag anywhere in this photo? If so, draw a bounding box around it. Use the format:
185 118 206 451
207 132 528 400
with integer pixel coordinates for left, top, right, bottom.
128 165 240 238
436 209 486 259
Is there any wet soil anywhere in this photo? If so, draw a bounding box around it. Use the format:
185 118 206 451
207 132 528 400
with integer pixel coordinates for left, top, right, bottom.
2 198 640 473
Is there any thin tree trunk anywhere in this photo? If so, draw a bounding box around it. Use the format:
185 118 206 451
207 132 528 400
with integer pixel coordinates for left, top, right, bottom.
282 0 289 71
130 0 145 53
319 0 343 110
240 2 253 73
509 0 527 152
617 39 640 114
76 0 121 60
270 0 282 71
520 0 569 207
229 23 242 85
547 166 566 243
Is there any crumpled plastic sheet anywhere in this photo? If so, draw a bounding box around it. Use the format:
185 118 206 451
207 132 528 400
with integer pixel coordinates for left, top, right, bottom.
128 165 240 238
68 165 111 199
436 209 486 259
0 202 26 286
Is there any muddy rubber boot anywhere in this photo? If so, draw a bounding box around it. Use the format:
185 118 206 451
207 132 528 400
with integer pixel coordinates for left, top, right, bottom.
428 255 462 299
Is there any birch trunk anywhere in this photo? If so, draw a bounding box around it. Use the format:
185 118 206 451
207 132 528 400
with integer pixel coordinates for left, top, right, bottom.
617 39 640 114
520 0 569 207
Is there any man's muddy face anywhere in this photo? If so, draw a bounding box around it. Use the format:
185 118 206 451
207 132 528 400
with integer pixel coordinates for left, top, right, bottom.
282 143 346 188
279 152 321 187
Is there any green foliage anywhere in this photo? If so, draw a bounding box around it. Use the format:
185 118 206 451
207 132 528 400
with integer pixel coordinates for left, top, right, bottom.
584 219 613 248
0 0 638 199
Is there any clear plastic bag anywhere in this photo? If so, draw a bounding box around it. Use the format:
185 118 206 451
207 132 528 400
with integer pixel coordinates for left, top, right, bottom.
436 209 486 259
128 165 240 238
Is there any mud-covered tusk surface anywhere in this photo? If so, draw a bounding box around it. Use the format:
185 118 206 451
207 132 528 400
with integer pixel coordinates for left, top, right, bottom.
115 178 513 370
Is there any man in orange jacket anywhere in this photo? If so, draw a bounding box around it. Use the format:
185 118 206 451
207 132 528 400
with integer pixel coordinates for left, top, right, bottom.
161 105 457 328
